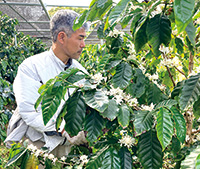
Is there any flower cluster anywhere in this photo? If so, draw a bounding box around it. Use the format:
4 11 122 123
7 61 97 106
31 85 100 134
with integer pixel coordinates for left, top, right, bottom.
106 85 138 106
118 134 136 149
108 28 125 38
160 56 181 68
127 42 137 60
91 72 106 84
145 73 159 81
27 144 58 164
141 103 154 111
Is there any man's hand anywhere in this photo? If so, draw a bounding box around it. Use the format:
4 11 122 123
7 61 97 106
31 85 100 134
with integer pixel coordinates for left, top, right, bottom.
62 131 87 145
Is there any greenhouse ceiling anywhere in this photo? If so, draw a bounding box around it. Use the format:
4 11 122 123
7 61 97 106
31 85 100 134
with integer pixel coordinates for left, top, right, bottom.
0 0 51 40
0 0 130 45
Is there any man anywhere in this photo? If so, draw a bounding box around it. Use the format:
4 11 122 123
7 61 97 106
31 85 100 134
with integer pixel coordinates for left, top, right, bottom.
5 10 89 157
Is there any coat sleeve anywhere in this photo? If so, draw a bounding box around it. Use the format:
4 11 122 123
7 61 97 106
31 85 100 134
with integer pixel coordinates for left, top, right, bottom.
13 61 56 133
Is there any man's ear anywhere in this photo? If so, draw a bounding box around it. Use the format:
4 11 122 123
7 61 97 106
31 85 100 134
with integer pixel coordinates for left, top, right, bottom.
57 31 66 44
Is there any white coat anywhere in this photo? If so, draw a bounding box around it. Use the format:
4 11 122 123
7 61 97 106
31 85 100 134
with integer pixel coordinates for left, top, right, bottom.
5 48 87 152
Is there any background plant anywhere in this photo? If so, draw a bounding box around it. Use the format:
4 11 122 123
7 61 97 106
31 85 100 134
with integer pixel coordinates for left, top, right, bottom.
0 12 47 145
5 0 200 168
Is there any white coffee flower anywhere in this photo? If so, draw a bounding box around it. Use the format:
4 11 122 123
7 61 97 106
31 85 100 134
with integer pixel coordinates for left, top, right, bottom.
34 149 42 157
92 73 103 82
119 134 136 149
61 156 67 161
48 154 55 160
80 155 89 164
188 71 197 77
145 73 159 81
27 144 37 152
128 98 138 107
159 46 171 55
196 17 200 24
108 29 125 38
43 153 49 159
138 65 146 74
196 133 200 141
171 56 180 67
127 54 137 61
53 157 58 164
195 66 200 73
141 103 154 111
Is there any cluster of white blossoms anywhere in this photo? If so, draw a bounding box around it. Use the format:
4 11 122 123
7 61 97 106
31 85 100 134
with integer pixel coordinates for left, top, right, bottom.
91 72 106 84
145 73 159 81
127 42 137 61
106 85 138 106
159 46 171 55
188 66 200 77
118 134 136 149
141 103 155 111
151 4 165 17
108 28 125 38
160 56 181 68
27 143 71 166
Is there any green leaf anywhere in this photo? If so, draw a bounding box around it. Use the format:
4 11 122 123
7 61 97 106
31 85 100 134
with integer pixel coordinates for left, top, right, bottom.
56 102 67 130
171 81 184 99
118 104 130 127
119 146 132 169
113 62 132 89
84 90 109 113
156 108 173 151
42 83 64 125
179 73 200 110
105 60 121 71
171 107 186 143
101 147 120 169
97 0 109 8
154 99 178 110
146 14 171 57
85 109 105 143
171 136 181 156
175 37 184 54
137 130 163 169
1 59 8 71
147 83 167 105
97 54 110 72
181 146 200 169
196 153 200 169
127 68 146 98
102 99 119 121
193 98 200 119
108 0 130 26
174 0 195 34
5 148 27 167
134 18 148 52
86 146 109 169
134 110 153 136
73 10 89 31
64 91 86 136
185 21 196 46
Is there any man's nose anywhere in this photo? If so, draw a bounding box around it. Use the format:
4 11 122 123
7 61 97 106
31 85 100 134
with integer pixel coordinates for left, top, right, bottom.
80 40 85 48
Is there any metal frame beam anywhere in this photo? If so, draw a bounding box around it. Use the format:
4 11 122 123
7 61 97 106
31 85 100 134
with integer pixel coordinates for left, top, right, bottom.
46 4 89 8
0 2 41 6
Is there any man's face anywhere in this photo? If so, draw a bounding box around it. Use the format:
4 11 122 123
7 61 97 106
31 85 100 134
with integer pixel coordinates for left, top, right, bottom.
63 28 86 60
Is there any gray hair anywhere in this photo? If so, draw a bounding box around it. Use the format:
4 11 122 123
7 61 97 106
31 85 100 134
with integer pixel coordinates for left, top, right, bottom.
50 10 89 42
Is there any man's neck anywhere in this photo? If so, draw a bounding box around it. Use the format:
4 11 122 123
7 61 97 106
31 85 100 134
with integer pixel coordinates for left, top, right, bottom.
51 43 69 64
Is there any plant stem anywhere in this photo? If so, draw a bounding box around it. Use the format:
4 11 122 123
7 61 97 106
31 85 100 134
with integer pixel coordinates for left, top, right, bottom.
189 52 194 74
166 66 175 87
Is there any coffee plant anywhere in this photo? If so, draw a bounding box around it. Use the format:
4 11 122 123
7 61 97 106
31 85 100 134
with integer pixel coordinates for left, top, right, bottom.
6 0 200 168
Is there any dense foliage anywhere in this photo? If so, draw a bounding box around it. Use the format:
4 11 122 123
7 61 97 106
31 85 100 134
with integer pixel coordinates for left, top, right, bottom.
5 0 200 168
0 11 46 143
